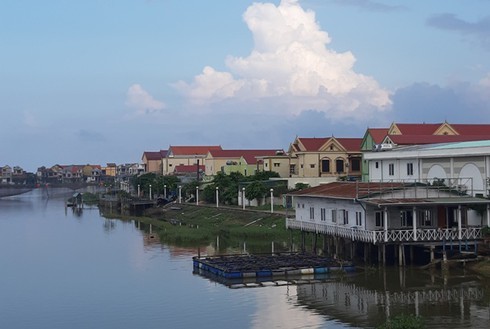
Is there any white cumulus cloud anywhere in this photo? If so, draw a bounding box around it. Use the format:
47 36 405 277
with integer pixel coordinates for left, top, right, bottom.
176 0 391 119
125 84 165 115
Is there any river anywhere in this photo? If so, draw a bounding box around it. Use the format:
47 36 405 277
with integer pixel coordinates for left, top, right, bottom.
1 189 489 329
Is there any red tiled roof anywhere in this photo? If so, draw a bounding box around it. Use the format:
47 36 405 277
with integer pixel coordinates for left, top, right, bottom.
169 145 222 156
143 151 163 161
209 149 283 164
450 124 490 135
335 138 362 152
289 182 406 199
297 138 328 151
173 164 204 173
395 123 441 135
367 128 389 144
388 134 490 145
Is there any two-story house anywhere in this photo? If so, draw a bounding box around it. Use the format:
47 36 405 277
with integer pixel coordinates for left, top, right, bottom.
204 149 283 177
142 150 167 174
163 145 222 175
361 122 490 181
287 136 362 187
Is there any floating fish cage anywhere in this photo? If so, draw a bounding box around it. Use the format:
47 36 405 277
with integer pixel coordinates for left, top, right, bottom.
192 253 355 281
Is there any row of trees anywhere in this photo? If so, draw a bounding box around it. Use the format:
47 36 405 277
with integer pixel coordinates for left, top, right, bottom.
130 171 293 205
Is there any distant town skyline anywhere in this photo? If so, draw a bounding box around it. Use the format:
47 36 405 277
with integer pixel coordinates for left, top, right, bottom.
2 0 490 172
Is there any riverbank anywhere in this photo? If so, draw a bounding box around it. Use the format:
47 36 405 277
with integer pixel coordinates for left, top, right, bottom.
101 203 300 252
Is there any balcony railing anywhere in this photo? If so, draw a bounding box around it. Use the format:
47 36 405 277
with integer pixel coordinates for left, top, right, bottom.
285 219 483 244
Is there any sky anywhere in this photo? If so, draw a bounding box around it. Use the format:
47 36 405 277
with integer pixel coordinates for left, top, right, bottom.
1 0 490 172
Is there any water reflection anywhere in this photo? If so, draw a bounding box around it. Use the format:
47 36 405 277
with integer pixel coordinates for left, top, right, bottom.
296 269 490 328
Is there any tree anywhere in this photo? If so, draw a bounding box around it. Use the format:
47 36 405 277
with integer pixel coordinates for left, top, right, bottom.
245 181 267 205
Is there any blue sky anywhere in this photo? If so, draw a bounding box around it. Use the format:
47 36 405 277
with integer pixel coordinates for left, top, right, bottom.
1 0 490 172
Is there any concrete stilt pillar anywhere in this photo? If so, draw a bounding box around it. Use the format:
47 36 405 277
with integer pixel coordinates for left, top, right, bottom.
410 245 414 265
382 244 386 266
399 244 403 267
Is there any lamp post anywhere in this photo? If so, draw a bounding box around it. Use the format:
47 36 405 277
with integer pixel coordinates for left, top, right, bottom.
164 185 167 199
178 185 182 204
196 186 199 205
242 187 246 210
270 188 274 213
137 184 140 198
149 184 152 200
215 187 219 208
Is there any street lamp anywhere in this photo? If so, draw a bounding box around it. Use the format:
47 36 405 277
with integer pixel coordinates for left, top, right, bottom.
215 186 219 208
270 188 274 213
196 186 199 205
242 187 246 210
149 184 152 200
137 184 140 198
164 185 167 199
178 185 182 204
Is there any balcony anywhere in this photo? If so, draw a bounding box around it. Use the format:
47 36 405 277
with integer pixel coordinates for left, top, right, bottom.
285 219 483 244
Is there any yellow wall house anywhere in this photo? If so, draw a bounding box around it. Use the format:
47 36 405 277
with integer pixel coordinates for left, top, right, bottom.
205 149 283 177
288 136 363 181
163 145 222 175
142 150 167 174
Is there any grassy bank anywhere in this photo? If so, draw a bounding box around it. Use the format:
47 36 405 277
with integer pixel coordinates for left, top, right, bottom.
102 203 302 252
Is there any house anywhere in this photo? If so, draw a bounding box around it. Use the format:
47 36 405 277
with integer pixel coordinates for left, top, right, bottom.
286 181 490 265
163 145 222 175
287 136 363 187
361 122 490 181
258 151 291 178
364 140 490 197
360 128 389 181
142 150 167 174
102 163 117 177
204 149 283 177
173 164 205 183
1 165 12 183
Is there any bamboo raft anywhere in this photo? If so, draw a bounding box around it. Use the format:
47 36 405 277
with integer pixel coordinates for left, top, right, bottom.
192 253 355 280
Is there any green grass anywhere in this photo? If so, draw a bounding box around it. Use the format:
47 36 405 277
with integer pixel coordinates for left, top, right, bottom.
101 203 305 251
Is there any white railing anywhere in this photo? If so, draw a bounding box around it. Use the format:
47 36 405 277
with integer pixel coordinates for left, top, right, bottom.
285 219 483 244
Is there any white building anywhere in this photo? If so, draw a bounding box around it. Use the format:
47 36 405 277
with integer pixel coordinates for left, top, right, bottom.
286 181 490 265
364 140 490 197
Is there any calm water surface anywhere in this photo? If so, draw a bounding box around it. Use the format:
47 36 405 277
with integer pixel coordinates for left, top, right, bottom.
1 189 489 328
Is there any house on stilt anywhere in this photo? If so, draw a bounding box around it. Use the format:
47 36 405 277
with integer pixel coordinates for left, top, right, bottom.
286 181 490 265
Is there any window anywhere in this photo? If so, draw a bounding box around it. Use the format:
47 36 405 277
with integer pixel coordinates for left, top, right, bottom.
388 163 394 176
400 210 413 227
309 207 315 220
273 163 280 167
321 208 326 221
351 159 361 171
289 165 296 175
342 210 349 225
332 209 337 223
375 162 379 169
336 159 344 173
321 159 330 172
356 212 362 226
375 211 383 227
417 209 433 226
407 163 414 176
310 164 315 169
